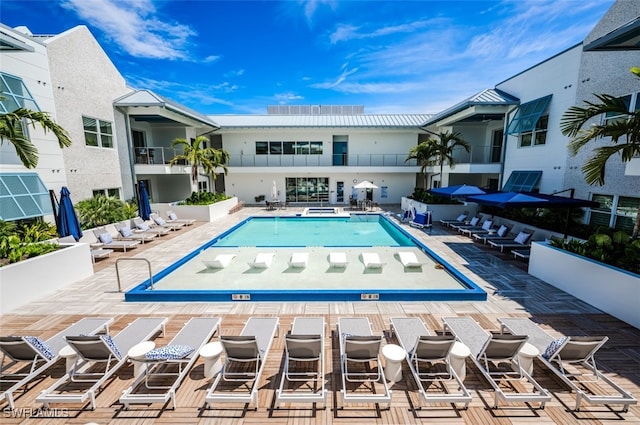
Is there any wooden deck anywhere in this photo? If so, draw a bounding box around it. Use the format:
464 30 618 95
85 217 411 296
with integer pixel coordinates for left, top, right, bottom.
1 206 639 424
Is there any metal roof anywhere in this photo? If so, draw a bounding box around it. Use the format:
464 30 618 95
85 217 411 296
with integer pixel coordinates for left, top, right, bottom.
421 89 519 126
207 114 432 128
114 89 219 128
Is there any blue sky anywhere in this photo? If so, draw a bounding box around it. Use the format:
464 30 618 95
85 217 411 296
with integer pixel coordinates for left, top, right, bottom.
1 0 615 115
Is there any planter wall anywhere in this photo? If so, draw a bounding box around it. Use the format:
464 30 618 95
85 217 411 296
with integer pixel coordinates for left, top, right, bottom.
401 197 477 222
529 241 640 329
0 242 93 315
152 197 238 222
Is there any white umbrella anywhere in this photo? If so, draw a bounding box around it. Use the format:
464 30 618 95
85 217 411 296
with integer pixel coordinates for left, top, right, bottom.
271 180 278 200
353 180 378 189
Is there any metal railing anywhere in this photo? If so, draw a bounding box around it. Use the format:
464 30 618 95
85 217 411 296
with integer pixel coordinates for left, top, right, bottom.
115 257 153 292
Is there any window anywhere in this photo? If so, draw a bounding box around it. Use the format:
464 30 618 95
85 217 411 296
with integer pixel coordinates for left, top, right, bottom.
198 181 208 192
269 141 282 155
0 173 53 221
0 72 39 113
507 94 552 135
615 196 640 233
92 188 121 199
255 141 268 154
589 194 614 228
295 141 310 155
283 141 295 154
502 171 542 192
83 116 113 148
310 141 323 154
604 94 632 125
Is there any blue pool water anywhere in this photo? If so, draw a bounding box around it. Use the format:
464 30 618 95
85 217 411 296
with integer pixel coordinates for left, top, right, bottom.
125 214 486 302
214 216 413 247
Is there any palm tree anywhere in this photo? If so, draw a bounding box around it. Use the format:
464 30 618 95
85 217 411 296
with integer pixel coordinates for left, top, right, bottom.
406 131 470 187
0 107 71 168
560 66 640 237
169 135 230 191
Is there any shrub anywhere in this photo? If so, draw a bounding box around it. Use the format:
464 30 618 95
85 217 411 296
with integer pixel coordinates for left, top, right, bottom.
550 228 640 274
0 220 59 267
179 191 230 206
407 188 461 205
76 195 137 228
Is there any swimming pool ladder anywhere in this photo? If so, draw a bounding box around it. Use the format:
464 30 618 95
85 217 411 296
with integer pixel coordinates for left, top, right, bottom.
115 257 154 292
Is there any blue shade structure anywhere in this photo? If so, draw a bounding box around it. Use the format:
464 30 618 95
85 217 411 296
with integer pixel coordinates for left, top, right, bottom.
429 184 486 198
138 181 152 220
57 186 82 241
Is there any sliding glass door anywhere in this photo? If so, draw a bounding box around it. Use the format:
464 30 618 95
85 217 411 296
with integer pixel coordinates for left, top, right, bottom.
285 177 329 203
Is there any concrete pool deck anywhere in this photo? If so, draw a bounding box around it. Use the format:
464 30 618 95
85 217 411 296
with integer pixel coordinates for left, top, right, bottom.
1 205 638 425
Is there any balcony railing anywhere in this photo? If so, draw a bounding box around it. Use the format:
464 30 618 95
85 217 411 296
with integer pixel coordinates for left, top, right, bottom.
133 148 418 167
451 145 502 164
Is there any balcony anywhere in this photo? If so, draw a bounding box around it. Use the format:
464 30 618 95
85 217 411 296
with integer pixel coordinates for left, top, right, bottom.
228 154 417 167
451 145 502 164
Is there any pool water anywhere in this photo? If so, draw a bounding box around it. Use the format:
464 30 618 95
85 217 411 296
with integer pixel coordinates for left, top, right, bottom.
214 216 413 247
125 214 487 302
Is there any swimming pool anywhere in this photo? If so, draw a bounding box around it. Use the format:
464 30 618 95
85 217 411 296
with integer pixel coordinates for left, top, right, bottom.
125 214 486 302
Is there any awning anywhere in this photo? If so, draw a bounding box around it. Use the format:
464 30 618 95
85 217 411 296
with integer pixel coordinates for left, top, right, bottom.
502 171 542 192
0 173 53 221
506 94 552 134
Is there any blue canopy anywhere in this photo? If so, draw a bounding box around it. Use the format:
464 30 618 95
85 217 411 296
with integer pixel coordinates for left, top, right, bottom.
57 186 83 241
466 191 598 208
429 184 486 198
138 181 152 220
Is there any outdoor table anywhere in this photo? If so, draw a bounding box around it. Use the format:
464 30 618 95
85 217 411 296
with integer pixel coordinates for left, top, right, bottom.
382 343 406 382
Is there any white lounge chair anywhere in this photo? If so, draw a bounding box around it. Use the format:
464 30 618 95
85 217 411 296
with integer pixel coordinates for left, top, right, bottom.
203 254 236 269
390 317 471 409
488 230 534 252
442 316 550 409
498 317 637 412
166 210 196 225
396 251 427 268
36 317 166 410
205 317 279 410
131 217 170 236
92 229 141 252
361 252 385 269
120 317 221 410
248 253 274 269
288 252 309 268
337 317 391 408
150 213 185 231
112 222 157 244
0 317 113 410
275 317 327 408
329 252 348 268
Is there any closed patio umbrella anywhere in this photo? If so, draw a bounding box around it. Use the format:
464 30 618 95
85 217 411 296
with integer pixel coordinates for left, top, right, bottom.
57 186 83 241
138 181 152 221
271 180 278 200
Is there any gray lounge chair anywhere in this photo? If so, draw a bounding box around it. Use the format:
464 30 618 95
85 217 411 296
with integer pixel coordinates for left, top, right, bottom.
442 316 550 409
487 230 533 252
130 217 170 236
450 216 480 231
36 317 166 410
472 224 511 244
113 222 157 244
459 219 494 236
275 317 326 408
92 228 141 252
498 317 637 412
390 317 471 409
120 317 221 410
337 317 391 408
150 213 185 231
0 317 112 410
439 212 469 227
166 210 196 225
205 317 279 410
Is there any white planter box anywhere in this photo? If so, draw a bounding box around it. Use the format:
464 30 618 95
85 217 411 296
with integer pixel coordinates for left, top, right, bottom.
152 197 238 222
529 241 640 329
400 197 477 222
0 243 93 315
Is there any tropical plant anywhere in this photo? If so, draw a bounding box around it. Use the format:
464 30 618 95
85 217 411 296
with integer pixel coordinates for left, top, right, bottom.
0 220 59 267
179 191 230 206
408 187 461 205
560 66 640 238
169 135 230 190
406 131 470 187
0 105 72 168
75 195 137 228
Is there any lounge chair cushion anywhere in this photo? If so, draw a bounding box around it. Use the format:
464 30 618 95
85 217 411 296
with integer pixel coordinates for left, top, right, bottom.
497 225 509 237
514 231 531 245
153 216 166 226
542 336 568 360
168 212 178 220
101 335 122 358
455 214 466 221
119 226 133 237
22 336 54 360
137 222 151 231
145 344 194 360
98 232 113 244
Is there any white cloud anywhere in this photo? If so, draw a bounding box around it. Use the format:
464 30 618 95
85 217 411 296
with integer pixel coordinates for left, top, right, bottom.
274 92 304 102
61 0 212 61
203 55 221 63
329 19 434 44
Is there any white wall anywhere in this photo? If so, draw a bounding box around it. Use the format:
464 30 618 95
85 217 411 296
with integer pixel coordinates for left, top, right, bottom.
45 26 130 203
497 45 582 194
